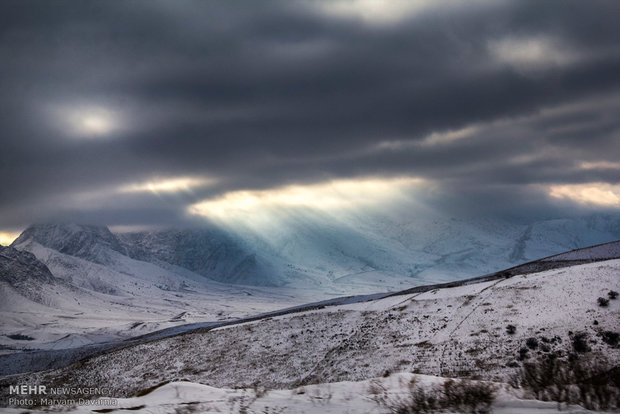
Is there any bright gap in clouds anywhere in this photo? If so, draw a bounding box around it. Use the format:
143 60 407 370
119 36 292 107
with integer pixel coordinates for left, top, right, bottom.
188 176 427 227
312 0 489 24
314 0 434 23
119 176 215 194
549 183 620 207
376 125 480 151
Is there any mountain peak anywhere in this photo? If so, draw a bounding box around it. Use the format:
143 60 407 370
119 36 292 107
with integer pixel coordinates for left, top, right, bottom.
11 223 126 264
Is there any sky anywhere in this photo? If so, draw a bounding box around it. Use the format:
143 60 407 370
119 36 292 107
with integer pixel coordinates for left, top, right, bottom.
1 0 620 243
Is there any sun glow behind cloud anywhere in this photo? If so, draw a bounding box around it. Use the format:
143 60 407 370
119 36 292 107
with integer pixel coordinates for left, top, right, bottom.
0 231 20 246
188 177 427 228
549 183 620 207
314 0 433 23
50 104 123 138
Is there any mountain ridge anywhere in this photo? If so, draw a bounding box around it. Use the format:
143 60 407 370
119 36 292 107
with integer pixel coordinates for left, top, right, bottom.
11 215 620 291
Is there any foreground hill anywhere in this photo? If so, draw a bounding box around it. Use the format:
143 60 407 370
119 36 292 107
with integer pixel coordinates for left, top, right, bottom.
2 254 618 412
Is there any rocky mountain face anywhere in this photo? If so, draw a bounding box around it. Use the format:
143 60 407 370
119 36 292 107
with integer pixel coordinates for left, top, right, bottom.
119 229 284 286
12 223 283 286
0 244 59 305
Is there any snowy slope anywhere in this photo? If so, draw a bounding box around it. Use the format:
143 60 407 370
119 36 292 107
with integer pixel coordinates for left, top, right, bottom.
5 259 618 401
1 375 605 414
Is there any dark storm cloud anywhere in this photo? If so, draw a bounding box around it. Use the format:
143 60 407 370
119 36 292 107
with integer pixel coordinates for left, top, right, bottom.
1 0 620 229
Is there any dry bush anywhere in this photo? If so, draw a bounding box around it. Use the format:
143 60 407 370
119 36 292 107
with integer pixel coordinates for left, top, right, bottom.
572 332 590 353
441 379 495 413
373 377 495 414
514 354 619 411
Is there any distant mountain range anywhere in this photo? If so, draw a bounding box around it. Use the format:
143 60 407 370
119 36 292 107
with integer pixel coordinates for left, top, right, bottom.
12 223 281 287
9 214 620 292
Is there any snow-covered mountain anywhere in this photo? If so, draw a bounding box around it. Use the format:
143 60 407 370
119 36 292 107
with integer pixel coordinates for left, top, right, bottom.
13 223 289 287
319 213 620 282
118 228 285 286
12 223 127 266
10 215 620 294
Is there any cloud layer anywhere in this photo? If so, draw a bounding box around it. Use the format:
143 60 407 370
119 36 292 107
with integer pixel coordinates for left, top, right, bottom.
1 0 619 233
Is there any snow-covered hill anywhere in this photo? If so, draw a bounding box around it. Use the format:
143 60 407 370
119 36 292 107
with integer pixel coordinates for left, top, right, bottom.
2 256 618 412
1 375 607 414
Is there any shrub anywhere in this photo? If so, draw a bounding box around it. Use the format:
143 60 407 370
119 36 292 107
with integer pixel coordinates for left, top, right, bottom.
600 331 619 348
506 324 516 335
526 337 538 350
598 297 610 307
572 332 590 353
608 290 619 300
441 379 495 414
514 355 619 411
374 378 496 414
